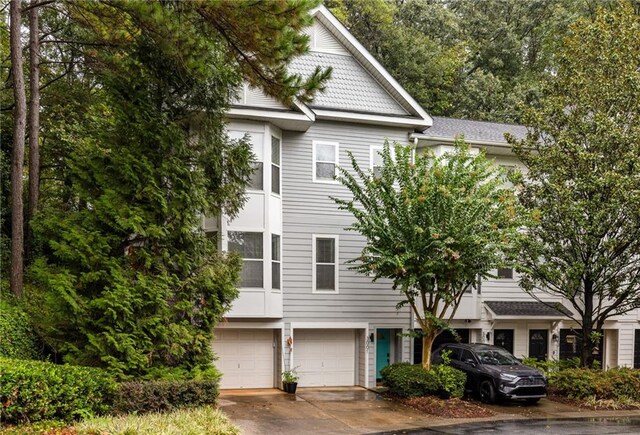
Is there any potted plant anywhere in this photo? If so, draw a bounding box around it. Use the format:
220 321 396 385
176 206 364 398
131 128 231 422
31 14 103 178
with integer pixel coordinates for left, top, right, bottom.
282 368 299 394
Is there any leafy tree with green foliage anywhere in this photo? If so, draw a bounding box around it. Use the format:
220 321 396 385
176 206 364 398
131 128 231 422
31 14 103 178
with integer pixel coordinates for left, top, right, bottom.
334 142 522 369
18 0 328 379
509 2 640 368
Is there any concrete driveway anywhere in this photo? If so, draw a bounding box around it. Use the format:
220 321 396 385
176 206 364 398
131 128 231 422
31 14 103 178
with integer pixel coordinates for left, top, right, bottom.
219 387 640 435
219 387 499 434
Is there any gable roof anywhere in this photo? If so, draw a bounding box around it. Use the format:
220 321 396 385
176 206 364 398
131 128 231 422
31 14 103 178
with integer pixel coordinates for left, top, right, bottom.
228 6 431 130
419 117 528 145
308 6 431 127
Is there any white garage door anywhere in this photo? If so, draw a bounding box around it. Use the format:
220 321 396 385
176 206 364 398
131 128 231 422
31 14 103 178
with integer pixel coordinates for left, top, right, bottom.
294 329 356 387
213 329 274 389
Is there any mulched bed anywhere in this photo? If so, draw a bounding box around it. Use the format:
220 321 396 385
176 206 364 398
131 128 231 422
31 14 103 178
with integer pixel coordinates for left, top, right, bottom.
397 395 496 418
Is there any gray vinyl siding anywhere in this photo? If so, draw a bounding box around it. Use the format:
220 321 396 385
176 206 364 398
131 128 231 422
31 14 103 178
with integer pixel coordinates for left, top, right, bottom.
281 121 411 326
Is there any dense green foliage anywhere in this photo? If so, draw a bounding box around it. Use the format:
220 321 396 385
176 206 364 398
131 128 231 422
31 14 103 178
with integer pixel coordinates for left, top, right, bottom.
2 0 329 379
380 362 466 398
327 0 631 122
549 368 640 402
113 380 219 415
0 298 40 360
0 357 117 423
509 3 640 367
335 141 522 368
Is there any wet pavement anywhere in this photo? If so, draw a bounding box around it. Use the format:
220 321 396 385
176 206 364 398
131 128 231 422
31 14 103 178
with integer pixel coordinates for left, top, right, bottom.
219 387 640 435
377 416 640 434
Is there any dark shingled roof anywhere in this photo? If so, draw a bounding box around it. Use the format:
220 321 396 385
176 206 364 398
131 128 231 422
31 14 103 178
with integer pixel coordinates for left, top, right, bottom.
422 116 528 143
485 301 571 317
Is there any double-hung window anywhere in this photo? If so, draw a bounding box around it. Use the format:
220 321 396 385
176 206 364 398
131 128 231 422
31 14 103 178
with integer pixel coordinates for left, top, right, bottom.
313 141 339 182
272 234 281 290
497 268 514 279
370 145 384 177
313 235 338 292
271 136 281 194
228 232 263 288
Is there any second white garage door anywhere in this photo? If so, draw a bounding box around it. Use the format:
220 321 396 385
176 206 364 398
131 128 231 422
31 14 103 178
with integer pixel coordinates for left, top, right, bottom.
294 329 356 387
213 329 274 389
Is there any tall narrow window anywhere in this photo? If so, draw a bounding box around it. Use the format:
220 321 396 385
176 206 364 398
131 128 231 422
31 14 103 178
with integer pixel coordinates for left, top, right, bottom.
249 162 264 190
228 232 263 287
313 141 338 182
313 235 338 292
271 136 281 194
272 234 281 290
371 145 384 177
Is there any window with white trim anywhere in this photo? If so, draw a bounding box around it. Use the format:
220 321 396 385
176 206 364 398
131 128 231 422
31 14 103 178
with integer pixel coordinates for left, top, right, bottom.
272 234 281 290
497 268 514 279
371 145 384 178
313 235 338 292
228 232 263 287
271 136 281 194
313 141 339 182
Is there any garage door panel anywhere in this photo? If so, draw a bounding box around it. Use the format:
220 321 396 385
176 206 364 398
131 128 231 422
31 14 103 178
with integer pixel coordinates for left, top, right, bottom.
213 328 275 389
294 329 356 387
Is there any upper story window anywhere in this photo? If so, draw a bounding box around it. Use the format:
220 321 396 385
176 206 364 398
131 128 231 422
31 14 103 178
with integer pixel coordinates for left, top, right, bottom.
497 268 514 279
229 130 264 191
272 234 281 290
313 141 339 183
313 235 338 292
228 231 263 288
371 145 384 177
271 136 281 195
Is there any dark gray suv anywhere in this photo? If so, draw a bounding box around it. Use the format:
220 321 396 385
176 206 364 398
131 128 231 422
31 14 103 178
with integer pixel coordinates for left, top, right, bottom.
431 343 547 404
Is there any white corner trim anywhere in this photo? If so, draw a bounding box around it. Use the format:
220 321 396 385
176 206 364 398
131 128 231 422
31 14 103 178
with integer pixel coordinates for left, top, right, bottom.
311 234 339 294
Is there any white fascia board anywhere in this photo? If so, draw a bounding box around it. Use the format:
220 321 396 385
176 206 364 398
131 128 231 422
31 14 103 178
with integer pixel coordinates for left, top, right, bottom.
228 106 314 123
290 322 369 330
410 133 512 149
311 6 432 127
315 109 431 129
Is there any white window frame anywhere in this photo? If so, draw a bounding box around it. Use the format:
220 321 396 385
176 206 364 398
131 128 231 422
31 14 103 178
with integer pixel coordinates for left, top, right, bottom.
271 233 281 291
227 231 264 288
370 145 384 176
312 234 339 293
497 267 514 280
271 135 281 196
312 140 339 184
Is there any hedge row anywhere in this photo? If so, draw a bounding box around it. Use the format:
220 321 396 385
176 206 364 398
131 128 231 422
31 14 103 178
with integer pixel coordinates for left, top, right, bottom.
380 362 466 398
0 357 117 423
550 368 640 402
0 358 219 424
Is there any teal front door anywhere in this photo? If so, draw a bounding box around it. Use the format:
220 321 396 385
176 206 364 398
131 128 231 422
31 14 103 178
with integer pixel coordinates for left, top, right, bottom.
376 329 391 379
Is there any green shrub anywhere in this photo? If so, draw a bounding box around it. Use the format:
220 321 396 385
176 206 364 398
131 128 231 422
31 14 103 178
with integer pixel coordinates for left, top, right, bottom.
0 357 117 423
0 298 40 360
521 357 580 375
380 363 466 398
113 379 219 414
550 368 640 402
433 364 466 398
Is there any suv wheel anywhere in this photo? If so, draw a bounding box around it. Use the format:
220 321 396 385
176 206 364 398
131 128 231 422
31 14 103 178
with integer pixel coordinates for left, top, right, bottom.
479 380 496 404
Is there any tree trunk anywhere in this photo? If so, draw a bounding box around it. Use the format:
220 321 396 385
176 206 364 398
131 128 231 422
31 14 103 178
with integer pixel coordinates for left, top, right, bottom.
27 0 41 251
10 0 27 298
581 278 594 367
421 332 436 370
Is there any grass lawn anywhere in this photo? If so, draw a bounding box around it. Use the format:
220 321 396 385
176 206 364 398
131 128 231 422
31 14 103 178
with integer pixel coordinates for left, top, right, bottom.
1 407 240 435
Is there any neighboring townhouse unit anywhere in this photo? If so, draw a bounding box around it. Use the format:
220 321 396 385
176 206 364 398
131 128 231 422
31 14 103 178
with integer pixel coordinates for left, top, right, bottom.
209 6 640 390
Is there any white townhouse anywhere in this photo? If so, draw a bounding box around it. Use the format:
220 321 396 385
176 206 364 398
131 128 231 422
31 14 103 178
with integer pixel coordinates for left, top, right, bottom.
208 6 640 390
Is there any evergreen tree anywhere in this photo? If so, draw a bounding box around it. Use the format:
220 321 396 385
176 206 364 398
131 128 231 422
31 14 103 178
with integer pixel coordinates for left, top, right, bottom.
19 0 328 379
